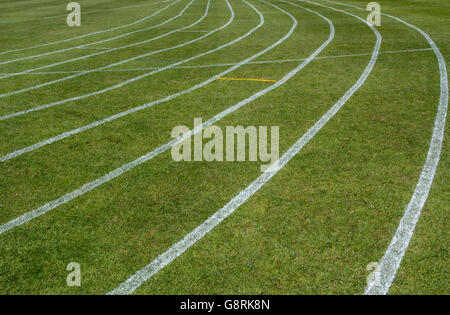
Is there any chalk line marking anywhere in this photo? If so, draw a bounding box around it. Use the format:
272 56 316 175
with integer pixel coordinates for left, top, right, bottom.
321 0 448 295
110 0 383 295
0 0 303 237
0 0 191 72
0 0 180 57
0 48 430 75
0 0 170 24
0 0 224 113
0 0 276 161
0 0 202 96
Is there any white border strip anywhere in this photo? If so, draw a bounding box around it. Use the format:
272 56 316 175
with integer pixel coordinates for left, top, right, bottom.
320 0 448 295
109 0 381 295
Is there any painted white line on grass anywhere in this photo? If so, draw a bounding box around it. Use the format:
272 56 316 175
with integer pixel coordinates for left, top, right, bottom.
0 0 190 72
0 0 201 95
0 48 431 76
0 1 170 24
0 0 300 236
0 0 255 160
320 0 448 296
0 0 180 57
0 0 223 113
109 0 381 295
0 0 272 160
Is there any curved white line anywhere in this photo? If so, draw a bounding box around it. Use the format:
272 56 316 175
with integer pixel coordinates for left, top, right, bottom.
0 0 297 237
0 0 199 94
0 0 181 57
0 0 270 162
0 0 231 119
320 0 448 295
108 0 339 295
108 0 380 296
0 0 191 70
0 48 432 75
0 1 171 24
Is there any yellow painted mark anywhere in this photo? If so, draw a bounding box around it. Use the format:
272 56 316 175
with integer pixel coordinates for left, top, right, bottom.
329 44 370 47
217 77 278 82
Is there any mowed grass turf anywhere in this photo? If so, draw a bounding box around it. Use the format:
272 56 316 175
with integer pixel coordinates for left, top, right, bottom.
0 0 448 294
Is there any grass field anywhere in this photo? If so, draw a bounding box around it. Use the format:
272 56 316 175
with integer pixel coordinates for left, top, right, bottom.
0 0 448 295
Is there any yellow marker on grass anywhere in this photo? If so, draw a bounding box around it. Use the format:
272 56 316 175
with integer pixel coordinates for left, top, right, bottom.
217 77 278 82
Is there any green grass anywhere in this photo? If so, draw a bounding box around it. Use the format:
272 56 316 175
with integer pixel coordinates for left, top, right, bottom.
0 0 448 294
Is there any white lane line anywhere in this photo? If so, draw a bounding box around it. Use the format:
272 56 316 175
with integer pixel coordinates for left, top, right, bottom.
0 0 198 90
0 1 170 24
110 0 373 295
0 0 216 111
0 0 251 160
0 0 189 71
0 48 433 75
320 0 448 296
0 0 206 99
0 0 180 57
0 0 261 132
0 48 431 76
0 0 298 236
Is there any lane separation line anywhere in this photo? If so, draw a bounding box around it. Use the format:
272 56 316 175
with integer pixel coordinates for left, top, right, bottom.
322 0 448 296
108 0 381 296
0 0 181 57
0 48 431 75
